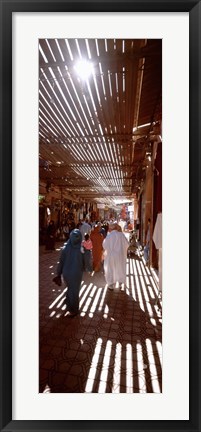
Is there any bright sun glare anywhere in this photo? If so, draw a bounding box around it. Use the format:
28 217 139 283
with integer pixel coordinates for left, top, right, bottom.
74 60 94 80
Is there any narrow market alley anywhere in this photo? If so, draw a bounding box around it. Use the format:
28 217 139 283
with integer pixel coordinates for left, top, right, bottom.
39 37 163 395
39 240 162 393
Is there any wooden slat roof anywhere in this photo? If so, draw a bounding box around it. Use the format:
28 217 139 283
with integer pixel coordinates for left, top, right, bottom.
39 38 162 205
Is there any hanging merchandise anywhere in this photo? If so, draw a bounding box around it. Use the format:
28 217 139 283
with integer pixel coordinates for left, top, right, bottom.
153 212 162 293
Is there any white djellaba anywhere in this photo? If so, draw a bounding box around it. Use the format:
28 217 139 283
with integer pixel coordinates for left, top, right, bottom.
103 225 129 289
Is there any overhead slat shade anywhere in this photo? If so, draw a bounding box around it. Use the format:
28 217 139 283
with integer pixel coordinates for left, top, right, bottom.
39 38 162 205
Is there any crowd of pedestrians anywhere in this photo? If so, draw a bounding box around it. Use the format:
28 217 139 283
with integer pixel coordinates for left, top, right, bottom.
51 217 130 317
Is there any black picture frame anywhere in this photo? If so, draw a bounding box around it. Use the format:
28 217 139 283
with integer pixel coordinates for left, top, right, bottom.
0 1 200 431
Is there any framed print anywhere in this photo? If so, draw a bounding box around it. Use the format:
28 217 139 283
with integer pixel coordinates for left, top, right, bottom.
0 0 200 431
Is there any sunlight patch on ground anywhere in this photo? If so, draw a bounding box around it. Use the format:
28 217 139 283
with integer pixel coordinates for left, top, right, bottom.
126 343 133 392
85 338 103 392
146 338 161 393
49 288 67 309
112 343 122 392
98 340 112 392
137 342 147 393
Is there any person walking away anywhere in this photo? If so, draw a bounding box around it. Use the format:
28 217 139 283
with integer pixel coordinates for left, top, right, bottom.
90 224 104 272
82 233 93 273
102 222 129 290
53 229 84 317
45 220 56 251
103 221 109 236
136 218 140 241
80 218 91 240
63 223 70 241
98 222 107 238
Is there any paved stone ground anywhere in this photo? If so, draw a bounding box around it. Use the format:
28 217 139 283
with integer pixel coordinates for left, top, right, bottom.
39 242 162 393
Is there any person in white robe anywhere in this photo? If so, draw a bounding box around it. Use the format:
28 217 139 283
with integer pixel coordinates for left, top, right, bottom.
103 223 129 290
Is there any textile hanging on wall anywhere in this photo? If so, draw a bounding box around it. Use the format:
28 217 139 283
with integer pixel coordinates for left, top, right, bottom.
153 212 162 292
153 212 162 249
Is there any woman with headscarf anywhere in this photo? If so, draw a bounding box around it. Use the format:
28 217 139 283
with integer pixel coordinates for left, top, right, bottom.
90 224 104 272
45 220 56 250
53 229 84 317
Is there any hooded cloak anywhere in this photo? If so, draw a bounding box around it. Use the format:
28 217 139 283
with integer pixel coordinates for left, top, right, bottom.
57 229 84 313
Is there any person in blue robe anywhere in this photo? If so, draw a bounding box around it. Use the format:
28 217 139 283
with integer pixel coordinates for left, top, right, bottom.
55 229 84 317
